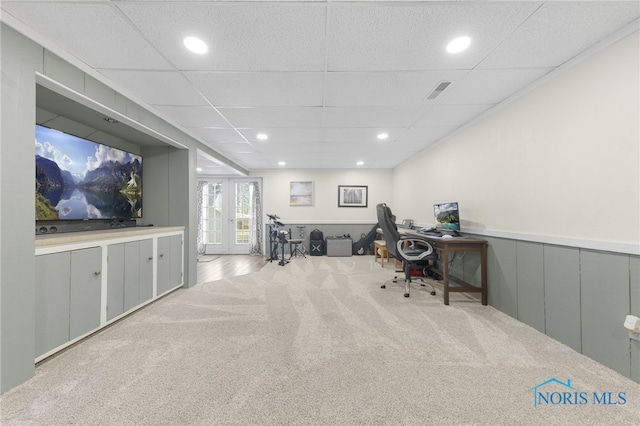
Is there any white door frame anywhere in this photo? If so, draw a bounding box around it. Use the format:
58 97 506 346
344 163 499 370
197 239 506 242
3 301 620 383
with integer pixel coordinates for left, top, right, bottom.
202 178 260 255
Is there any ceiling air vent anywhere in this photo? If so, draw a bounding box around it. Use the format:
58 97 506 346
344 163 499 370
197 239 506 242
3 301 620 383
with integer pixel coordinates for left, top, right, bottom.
426 81 452 100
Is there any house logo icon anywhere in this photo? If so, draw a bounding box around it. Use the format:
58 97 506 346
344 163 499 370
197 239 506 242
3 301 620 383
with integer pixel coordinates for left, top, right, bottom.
528 378 578 408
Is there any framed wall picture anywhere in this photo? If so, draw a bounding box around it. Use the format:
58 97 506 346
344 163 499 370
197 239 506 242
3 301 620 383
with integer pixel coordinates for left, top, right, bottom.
338 185 368 207
290 181 313 206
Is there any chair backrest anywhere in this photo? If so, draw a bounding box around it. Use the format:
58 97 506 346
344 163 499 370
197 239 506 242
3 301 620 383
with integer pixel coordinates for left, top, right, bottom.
376 203 400 258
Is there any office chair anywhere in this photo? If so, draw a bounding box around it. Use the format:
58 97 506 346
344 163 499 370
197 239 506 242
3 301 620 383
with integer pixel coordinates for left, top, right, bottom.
376 203 438 298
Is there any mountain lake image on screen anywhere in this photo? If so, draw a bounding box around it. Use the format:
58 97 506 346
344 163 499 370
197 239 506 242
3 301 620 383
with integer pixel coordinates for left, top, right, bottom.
35 124 142 221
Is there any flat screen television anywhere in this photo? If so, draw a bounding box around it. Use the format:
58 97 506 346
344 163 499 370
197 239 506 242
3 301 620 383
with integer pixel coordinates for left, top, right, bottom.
35 124 142 221
434 202 460 232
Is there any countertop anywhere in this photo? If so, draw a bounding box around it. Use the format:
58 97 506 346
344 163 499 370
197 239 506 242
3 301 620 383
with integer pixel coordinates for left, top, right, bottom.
35 226 184 247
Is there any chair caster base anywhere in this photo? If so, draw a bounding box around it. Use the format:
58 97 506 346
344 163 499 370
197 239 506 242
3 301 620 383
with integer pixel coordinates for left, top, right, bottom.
381 284 386 289
404 293 410 298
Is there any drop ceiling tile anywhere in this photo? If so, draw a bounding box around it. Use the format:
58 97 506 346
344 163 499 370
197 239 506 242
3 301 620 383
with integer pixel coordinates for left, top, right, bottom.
118 2 326 71
237 128 324 144
2 3 172 69
322 127 407 143
324 70 470 106
153 105 230 128
254 142 324 154
415 104 493 127
188 128 246 143
218 107 323 128
231 153 282 169
319 141 373 153
184 72 324 107
99 70 207 106
327 2 539 71
323 106 428 128
478 2 640 69
436 68 553 105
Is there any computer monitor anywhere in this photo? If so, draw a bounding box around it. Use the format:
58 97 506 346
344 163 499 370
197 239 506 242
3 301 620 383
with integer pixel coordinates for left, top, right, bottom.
434 202 460 232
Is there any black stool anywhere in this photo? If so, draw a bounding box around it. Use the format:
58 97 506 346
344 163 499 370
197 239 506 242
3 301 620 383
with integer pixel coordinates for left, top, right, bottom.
288 227 306 259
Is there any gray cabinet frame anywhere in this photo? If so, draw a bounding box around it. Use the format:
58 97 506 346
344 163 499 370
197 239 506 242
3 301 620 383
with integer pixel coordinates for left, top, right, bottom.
35 227 183 361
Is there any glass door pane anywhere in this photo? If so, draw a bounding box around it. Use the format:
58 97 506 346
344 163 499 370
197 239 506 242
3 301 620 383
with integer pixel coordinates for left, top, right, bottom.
235 182 251 245
206 182 223 245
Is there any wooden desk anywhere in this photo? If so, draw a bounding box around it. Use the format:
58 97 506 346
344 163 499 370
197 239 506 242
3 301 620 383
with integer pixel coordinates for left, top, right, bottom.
404 232 488 305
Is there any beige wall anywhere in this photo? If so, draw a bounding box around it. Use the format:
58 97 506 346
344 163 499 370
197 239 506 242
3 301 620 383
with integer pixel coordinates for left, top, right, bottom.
393 30 639 253
254 169 393 224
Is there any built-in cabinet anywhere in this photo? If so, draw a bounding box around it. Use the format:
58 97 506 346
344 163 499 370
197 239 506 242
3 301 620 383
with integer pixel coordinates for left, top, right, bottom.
35 227 183 361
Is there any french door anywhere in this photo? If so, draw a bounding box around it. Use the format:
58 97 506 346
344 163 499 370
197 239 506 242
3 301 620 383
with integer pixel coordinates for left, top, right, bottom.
201 179 257 255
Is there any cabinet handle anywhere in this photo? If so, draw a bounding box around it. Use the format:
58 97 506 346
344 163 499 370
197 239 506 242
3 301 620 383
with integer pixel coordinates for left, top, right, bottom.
94 271 101 276
148 257 153 261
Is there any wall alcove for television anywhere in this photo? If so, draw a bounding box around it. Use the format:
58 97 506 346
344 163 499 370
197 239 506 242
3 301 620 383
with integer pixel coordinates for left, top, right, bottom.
35 83 176 235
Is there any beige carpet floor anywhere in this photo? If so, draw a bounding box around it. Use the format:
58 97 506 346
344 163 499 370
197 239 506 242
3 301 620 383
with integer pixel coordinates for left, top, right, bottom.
1 256 639 425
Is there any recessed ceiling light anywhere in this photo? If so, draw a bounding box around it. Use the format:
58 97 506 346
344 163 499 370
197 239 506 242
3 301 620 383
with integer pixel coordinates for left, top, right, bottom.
196 167 203 172
377 133 388 140
447 36 471 54
356 161 364 166
183 36 208 54
278 161 286 166
257 133 268 140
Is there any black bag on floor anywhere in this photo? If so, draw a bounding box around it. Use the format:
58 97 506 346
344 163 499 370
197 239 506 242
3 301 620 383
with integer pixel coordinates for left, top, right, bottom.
309 229 324 256
310 229 323 241
352 224 379 255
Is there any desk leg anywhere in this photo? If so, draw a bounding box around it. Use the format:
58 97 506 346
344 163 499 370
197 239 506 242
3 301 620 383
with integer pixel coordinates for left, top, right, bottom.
443 246 450 305
481 243 488 305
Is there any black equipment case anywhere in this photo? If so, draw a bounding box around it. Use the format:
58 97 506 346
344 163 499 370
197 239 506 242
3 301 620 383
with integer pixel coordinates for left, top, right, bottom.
309 229 324 256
